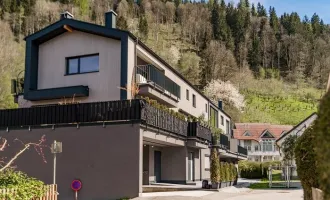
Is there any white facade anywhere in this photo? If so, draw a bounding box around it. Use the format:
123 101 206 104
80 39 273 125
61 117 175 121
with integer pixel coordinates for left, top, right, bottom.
239 139 280 162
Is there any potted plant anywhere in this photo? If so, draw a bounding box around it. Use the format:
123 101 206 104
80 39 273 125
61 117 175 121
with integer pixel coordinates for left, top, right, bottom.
220 162 226 188
210 148 220 189
231 163 238 185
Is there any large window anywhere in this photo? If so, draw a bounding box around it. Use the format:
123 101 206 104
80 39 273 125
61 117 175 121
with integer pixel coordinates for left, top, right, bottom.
66 54 99 75
262 139 274 152
210 106 218 128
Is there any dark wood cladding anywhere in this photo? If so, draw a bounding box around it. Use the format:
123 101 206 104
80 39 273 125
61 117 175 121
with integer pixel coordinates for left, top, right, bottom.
187 122 212 142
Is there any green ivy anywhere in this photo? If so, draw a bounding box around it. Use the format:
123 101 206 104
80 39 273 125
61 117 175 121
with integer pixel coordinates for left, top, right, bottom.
0 170 46 200
294 125 319 200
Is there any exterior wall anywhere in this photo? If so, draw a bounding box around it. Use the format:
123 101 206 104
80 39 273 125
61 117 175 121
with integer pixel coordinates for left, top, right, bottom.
0 124 142 200
200 148 211 180
24 31 122 107
161 147 187 183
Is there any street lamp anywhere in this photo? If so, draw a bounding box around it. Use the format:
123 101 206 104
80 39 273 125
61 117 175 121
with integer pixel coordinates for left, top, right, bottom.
51 140 62 185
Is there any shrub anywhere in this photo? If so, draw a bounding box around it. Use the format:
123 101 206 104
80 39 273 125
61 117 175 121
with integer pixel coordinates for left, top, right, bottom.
0 170 46 200
230 163 237 181
238 161 268 179
294 125 319 200
314 91 330 199
210 148 220 183
224 163 230 182
220 162 226 182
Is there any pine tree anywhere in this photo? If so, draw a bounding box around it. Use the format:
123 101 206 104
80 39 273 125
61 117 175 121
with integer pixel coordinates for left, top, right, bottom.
311 13 321 36
257 2 267 17
251 3 257 17
138 15 148 39
269 7 279 34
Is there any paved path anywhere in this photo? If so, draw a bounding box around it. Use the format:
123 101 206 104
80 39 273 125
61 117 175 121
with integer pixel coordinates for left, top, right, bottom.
135 187 303 200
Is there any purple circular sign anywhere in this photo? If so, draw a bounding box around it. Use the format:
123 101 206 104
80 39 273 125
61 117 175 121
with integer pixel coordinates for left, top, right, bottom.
71 180 82 191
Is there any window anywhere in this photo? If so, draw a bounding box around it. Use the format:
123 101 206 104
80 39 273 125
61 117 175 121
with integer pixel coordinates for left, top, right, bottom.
186 89 189 100
262 139 274 152
243 131 251 136
66 54 99 75
209 106 218 128
221 116 224 125
192 94 196 107
226 120 230 134
255 145 259 151
204 155 210 170
244 140 251 151
205 104 208 113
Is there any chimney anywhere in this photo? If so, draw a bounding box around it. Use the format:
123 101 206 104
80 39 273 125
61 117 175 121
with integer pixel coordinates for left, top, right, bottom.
105 10 117 29
60 11 74 20
218 100 223 110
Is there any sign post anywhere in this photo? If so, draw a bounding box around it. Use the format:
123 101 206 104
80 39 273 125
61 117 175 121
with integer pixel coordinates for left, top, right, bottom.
51 140 62 185
71 179 82 200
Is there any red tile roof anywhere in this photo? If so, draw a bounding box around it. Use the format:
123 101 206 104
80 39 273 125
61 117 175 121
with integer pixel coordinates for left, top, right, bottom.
233 123 293 142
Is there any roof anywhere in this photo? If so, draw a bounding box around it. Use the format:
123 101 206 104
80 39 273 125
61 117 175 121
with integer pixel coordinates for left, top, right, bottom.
24 16 231 119
276 112 317 142
233 123 293 142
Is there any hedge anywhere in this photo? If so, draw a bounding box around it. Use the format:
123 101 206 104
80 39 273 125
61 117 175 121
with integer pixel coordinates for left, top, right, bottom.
238 161 268 179
314 91 330 199
294 125 319 200
210 148 220 183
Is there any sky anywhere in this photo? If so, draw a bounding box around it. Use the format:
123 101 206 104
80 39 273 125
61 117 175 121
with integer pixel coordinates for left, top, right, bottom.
225 0 330 24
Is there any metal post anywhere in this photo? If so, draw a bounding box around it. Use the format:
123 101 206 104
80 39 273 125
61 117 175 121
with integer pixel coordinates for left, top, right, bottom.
75 191 78 200
53 140 57 184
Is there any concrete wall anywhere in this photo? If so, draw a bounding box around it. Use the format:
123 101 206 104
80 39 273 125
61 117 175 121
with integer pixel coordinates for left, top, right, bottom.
22 31 122 107
0 124 142 200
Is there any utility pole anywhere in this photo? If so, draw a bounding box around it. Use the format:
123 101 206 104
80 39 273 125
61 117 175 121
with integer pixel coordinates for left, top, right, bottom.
51 140 63 185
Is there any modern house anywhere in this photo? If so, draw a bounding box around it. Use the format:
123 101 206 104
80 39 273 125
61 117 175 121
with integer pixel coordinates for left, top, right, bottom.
276 113 317 178
233 123 292 162
3 11 247 200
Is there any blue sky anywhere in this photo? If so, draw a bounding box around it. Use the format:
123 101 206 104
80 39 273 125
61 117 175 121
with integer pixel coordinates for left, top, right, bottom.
225 0 330 23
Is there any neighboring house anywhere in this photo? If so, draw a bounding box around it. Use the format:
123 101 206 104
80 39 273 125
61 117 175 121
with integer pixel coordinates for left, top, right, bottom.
4 11 247 200
233 123 293 162
276 113 317 178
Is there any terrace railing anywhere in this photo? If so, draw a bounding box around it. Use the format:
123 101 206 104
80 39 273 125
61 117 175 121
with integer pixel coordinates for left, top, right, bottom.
0 100 188 137
212 133 229 149
187 122 212 142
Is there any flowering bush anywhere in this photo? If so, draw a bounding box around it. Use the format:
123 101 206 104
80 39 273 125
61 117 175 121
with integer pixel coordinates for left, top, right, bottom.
204 80 245 112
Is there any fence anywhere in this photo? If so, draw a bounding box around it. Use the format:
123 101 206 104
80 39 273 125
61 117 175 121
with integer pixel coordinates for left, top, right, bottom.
187 122 212 141
0 184 57 200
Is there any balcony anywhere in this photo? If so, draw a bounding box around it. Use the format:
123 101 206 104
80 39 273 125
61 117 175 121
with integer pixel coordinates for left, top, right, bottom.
135 65 180 107
0 99 188 137
212 133 230 150
187 122 212 141
248 150 280 156
238 145 248 157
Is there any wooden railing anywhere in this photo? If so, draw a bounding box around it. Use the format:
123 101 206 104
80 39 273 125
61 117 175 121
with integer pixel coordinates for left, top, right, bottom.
187 122 212 142
0 184 57 200
238 145 248 156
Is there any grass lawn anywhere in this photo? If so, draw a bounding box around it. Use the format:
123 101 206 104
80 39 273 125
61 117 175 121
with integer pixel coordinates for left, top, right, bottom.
249 170 300 189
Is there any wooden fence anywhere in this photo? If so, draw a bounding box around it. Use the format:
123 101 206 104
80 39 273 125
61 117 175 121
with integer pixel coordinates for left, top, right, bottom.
0 184 57 200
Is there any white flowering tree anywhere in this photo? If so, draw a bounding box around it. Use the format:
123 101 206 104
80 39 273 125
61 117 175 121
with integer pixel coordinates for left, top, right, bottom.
204 79 245 112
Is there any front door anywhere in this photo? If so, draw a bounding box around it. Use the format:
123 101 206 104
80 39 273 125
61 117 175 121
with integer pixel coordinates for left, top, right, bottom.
188 152 194 181
154 151 161 183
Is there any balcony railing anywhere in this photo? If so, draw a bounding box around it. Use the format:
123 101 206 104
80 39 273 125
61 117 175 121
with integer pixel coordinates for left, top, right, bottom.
187 122 212 142
136 65 181 99
238 145 248 156
0 100 188 137
141 103 187 137
212 133 229 149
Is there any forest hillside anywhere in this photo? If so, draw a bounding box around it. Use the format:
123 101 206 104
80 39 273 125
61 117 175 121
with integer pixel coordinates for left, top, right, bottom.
0 0 327 125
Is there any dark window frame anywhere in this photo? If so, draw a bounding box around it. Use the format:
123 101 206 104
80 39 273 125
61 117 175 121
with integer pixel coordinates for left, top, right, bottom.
186 89 189 100
192 94 196 108
221 116 224 125
65 53 100 75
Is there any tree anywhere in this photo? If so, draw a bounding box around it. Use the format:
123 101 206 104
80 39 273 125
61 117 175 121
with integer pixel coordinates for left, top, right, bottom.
138 14 148 39
294 125 319 200
210 148 220 187
204 79 245 111
177 52 201 85
281 134 297 165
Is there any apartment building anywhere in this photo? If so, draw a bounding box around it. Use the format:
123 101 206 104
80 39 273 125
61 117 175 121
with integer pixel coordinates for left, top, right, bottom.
233 123 292 162
4 11 247 200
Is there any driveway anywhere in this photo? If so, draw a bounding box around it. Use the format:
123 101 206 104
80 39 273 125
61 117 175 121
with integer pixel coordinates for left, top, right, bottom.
135 187 303 200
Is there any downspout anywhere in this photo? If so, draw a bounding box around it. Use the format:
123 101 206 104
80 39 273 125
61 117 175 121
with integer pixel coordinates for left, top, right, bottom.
200 149 202 181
